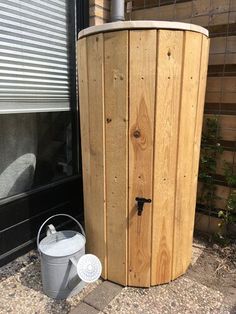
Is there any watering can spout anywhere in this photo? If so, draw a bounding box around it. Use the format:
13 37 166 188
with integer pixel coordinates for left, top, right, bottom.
70 254 102 283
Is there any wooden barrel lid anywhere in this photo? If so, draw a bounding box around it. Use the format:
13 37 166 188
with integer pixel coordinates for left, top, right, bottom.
78 20 209 39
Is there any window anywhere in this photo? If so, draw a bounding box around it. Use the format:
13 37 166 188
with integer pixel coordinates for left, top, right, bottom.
0 0 74 113
0 112 75 199
0 0 78 200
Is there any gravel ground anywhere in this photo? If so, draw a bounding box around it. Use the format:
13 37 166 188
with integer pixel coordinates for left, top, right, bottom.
102 277 228 314
100 237 236 314
0 251 102 314
1 237 235 314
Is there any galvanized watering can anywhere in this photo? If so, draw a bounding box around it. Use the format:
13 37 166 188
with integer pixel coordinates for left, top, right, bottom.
37 214 102 299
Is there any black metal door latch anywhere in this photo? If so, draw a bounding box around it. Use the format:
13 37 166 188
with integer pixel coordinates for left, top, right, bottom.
135 197 152 216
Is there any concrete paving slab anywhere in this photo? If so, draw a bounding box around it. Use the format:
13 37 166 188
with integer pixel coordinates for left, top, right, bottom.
84 281 122 311
70 302 99 314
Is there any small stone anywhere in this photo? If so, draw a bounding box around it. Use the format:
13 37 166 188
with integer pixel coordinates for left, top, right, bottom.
29 255 38 262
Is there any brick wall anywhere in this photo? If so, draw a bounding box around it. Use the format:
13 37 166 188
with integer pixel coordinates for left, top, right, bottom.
89 0 111 25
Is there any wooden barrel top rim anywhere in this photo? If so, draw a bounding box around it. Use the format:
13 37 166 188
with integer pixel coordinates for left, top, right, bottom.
78 21 209 39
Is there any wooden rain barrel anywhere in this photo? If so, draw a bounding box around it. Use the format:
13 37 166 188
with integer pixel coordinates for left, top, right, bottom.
77 21 209 287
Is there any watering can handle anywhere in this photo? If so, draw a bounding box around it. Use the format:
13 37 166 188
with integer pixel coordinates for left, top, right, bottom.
37 214 85 252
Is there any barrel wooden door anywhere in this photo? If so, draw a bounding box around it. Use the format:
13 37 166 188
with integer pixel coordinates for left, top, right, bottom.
78 21 209 287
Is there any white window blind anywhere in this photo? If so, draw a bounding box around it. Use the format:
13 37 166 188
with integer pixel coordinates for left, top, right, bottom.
0 0 72 113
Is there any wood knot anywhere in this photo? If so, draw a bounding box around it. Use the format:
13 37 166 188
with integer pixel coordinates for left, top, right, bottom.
106 118 112 123
167 50 171 57
133 130 141 138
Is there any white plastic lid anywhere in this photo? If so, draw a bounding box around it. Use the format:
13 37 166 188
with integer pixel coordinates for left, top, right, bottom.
77 254 102 283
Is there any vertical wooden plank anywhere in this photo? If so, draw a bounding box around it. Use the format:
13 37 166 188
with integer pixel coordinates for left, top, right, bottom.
84 34 107 278
151 30 184 285
188 36 210 259
128 30 156 287
172 31 203 279
78 38 90 223
104 31 128 286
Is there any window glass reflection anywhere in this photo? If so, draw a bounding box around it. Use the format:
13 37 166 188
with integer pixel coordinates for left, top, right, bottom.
0 112 74 200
